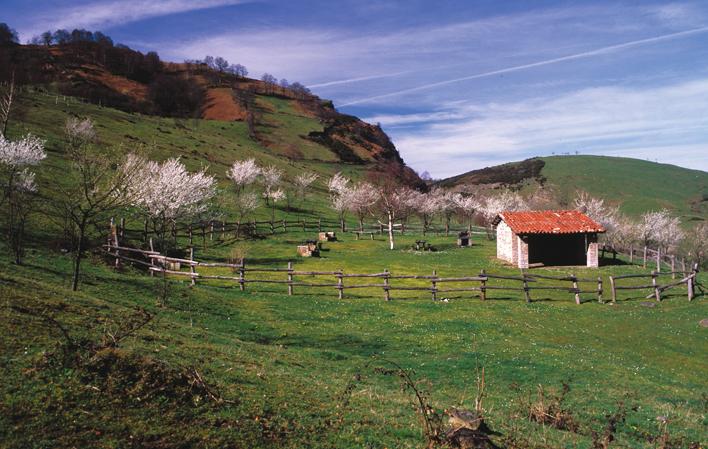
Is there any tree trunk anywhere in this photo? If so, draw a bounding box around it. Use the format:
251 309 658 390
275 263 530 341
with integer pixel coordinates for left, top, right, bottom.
387 211 394 250
71 220 87 291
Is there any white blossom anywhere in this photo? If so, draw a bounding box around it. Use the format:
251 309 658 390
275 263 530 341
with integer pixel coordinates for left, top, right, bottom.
227 159 261 190
639 209 684 252
480 191 527 223
0 134 46 168
65 117 96 143
294 172 318 190
130 157 216 222
263 188 285 203
237 191 260 215
15 169 37 193
327 172 350 195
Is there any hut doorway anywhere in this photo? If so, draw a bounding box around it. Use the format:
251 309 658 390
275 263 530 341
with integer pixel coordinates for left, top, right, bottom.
527 234 587 266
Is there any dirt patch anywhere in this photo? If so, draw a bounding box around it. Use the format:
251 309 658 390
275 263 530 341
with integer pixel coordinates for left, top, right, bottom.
201 87 247 121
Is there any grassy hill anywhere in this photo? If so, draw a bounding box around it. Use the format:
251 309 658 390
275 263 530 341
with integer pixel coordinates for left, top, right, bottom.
440 156 708 220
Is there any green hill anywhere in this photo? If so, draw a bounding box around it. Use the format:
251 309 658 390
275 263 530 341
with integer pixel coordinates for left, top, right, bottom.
440 156 708 220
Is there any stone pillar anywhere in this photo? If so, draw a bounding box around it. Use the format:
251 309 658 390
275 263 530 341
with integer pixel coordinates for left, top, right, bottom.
586 233 599 267
517 235 529 269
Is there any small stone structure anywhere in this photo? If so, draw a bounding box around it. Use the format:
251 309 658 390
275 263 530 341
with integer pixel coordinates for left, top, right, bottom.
297 240 320 257
318 231 337 242
457 231 470 247
493 210 605 268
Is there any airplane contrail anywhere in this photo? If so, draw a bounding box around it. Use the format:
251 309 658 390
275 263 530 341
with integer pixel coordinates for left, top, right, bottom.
338 26 708 107
308 71 412 88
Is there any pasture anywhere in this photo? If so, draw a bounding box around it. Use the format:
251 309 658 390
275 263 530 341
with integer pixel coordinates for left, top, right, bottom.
2 226 705 448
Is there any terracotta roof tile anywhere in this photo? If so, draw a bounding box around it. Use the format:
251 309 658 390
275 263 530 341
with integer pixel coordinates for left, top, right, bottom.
495 210 605 234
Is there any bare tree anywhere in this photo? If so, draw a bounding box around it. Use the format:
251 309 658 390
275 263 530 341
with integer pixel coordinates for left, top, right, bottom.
0 74 16 137
376 186 416 250
348 182 378 231
229 63 248 77
53 118 144 290
259 165 283 206
294 171 318 215
214 56 229 72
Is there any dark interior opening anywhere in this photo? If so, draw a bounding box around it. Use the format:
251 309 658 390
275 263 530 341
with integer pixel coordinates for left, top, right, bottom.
527 233 586 266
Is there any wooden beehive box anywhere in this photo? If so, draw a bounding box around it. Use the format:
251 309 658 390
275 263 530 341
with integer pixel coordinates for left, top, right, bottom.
318 231 337 241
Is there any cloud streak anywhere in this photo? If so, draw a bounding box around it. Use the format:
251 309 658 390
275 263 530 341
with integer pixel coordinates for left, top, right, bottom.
340 26 708 106
20 0 249 38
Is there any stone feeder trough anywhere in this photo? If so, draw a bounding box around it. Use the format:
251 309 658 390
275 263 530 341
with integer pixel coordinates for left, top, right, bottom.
318 231 337 242
297 240 320 257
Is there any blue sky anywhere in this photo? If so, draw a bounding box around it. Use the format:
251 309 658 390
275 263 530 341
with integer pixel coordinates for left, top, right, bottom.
4 0 708 177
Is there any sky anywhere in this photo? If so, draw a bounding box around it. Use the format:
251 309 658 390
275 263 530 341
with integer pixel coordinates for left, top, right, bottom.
3 0 708 177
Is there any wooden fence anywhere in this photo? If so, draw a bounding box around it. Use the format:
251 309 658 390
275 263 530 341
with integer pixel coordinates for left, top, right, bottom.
112 217 491 248
99 243 699 305
602 244 690 277
609 268 698 303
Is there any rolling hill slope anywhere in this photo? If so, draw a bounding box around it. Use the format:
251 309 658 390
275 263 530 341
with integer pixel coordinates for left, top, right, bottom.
0 40 418 186
440 156 708 220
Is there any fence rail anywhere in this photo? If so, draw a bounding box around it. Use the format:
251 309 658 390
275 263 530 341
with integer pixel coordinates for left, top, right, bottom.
609 268 698 303
100 244 701 305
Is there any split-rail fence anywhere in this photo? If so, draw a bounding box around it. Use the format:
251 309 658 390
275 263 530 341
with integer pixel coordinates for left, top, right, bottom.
103 243 699 304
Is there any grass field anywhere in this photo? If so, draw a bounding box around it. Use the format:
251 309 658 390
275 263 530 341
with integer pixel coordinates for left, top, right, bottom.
2 227 706 448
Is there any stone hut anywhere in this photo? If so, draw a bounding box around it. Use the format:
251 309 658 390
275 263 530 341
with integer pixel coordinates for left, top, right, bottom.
493 210 605 268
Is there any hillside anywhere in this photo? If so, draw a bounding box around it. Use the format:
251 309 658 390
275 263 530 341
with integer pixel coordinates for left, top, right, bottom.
0 41 417 178
440 156 708 219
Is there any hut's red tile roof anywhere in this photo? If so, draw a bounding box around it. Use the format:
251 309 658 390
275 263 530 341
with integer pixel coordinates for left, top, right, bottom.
495 210 605 234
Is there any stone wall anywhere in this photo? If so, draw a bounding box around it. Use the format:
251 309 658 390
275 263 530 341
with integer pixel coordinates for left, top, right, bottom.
496 221 515 263
517 235 529 269
586 233 599 267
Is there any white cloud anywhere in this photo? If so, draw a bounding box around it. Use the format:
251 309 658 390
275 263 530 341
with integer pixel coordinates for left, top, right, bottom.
19 0 250 38
391 78 708 177
166 3 672 85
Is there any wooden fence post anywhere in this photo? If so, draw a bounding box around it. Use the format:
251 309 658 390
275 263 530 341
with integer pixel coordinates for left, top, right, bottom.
651 271 661 302
670 255 675 279
287 261 293 296
221 221 226 240
431 270 437 301
687 268 695 301
210 221 214 241
202 223 207 249
337 269 343 300
383 269 390 301
282 219 287 233
188 225 193 246
480 269 487 301
571 275 580 305
143 218 149 243
302 220 306 232
629 246 634 263
522 274 531 303
119 217 125 239
609 276 616 303
189 247 196 286
656 250 661 272
318 218 322 232
597 276 603 303
643 246 647 268
239 259 245 291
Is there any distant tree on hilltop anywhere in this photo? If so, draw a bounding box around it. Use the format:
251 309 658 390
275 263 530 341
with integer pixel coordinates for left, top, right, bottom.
0 23 19 45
